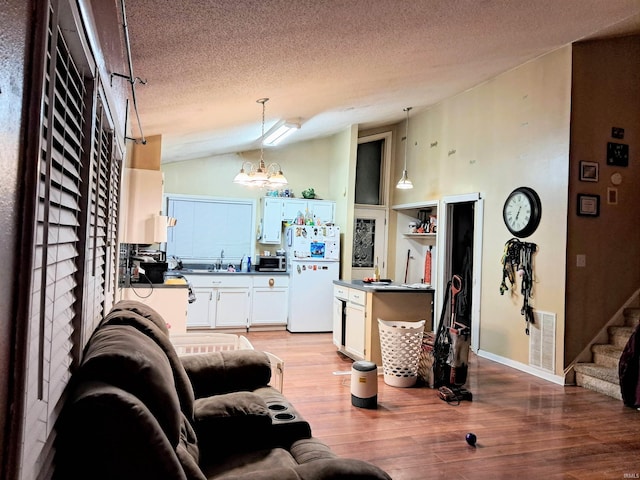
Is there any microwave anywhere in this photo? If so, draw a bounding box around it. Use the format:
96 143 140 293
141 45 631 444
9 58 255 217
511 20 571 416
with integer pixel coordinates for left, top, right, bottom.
255 255 286 272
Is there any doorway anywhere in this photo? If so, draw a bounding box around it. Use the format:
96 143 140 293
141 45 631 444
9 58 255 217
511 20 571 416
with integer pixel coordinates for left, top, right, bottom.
438 193 484 352
351 207 388 280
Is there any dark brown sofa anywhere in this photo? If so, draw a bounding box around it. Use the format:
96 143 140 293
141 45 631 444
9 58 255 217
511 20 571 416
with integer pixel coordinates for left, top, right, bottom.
54 300 390 479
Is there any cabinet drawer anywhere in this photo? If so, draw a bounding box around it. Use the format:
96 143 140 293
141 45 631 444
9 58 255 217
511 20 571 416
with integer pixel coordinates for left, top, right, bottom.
253 275 289 288
334 285 348 300
348 289 366 306
185 274 251 288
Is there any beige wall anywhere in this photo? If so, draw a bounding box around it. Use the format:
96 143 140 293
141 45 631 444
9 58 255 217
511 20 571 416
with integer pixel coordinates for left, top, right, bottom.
389 47 573 374
566 35 640 366
162 132 352 255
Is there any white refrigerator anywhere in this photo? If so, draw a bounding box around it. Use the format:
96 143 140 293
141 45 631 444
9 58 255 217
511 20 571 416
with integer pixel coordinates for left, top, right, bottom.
285 225 341 332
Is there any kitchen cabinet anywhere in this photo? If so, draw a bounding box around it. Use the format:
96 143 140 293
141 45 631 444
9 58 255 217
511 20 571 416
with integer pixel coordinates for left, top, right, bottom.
184 273 289 330
260 198 336 245
251 275 289 326
333 281 434 366
345 290 366 359
281 199 335 224
281 199 307 222
214 288 250 328
260 197 284 244
120 168 166 243
307 200 335 225
185 274 251 329
187 286 217 328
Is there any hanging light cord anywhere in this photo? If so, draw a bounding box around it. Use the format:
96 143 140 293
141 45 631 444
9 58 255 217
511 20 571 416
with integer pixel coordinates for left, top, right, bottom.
257 98 268 170
403 106 412 170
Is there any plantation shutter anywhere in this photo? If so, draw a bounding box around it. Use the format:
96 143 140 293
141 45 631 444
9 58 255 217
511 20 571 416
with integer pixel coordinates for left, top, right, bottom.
78 100 121 350
19 3 101 478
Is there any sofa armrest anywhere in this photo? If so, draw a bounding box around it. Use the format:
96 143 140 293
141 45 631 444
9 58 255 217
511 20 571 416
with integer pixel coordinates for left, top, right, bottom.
181 350 271 397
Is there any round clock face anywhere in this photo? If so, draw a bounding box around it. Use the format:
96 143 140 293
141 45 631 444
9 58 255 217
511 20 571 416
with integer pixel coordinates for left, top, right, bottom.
503 187 542 238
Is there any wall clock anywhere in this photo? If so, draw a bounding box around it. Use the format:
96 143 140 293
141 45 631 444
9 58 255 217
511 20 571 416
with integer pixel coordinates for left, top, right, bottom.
503 186 542 238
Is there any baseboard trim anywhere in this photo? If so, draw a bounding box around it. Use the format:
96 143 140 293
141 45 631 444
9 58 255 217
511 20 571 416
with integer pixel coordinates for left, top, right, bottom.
477 349 566 385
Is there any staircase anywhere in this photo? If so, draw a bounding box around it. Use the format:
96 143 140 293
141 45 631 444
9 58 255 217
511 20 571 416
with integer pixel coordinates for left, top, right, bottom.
575 307 640 400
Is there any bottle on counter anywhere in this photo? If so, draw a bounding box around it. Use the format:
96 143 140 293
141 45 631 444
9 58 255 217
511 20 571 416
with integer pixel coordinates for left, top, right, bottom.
373 258 380 282
247 256 251 272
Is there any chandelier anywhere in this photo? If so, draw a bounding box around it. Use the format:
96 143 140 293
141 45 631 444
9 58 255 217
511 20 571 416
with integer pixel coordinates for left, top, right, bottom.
233 98 288 188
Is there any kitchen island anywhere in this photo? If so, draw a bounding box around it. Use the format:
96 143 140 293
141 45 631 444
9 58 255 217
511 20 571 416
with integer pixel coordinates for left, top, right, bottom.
333 280 434 366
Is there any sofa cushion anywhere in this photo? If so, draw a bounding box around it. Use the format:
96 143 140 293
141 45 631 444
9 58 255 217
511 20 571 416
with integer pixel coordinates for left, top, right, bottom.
177 413 206 480
194 391 272 454
77 324 182 444
110 299 170 334
181 350 272 397
201 447 299 479
56 381 189 480
102 308 196 419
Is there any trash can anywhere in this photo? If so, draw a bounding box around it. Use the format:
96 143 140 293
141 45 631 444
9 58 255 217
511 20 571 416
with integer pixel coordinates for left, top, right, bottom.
351 360 378 409
378 319 426 387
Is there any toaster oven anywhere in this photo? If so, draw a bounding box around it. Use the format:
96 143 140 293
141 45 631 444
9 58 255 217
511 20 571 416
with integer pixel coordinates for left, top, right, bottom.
255 255 286 272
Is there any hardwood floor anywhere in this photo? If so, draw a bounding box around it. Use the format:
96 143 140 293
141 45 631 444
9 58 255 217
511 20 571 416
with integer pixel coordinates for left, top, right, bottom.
244 330 640 480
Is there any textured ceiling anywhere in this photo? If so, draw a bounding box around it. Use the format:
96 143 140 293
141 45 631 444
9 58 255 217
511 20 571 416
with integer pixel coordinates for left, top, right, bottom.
120 0 640 163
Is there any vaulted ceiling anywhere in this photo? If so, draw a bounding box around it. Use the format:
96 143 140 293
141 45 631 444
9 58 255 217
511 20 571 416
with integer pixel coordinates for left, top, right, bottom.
120 1 640 163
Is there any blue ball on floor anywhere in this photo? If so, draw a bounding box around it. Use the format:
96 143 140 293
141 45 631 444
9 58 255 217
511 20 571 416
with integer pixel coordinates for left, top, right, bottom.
465 432 477 446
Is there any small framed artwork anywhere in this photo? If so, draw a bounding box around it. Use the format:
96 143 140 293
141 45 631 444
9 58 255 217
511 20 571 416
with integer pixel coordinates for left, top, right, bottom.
577 194 600 217
579 161 599 182
607 187 618 205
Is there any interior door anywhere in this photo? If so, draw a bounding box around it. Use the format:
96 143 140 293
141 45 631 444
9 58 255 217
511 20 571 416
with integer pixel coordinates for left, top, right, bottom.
438 193 484 352
351 207 388 280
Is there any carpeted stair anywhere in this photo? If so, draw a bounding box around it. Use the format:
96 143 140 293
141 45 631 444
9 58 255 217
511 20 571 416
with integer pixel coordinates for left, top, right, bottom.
575 307 640 400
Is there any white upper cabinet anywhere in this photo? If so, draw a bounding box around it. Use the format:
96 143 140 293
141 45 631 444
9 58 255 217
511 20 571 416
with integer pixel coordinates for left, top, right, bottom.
120 168 165 243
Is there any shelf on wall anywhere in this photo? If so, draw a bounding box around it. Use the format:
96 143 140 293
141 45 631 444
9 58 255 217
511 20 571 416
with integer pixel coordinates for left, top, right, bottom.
402 233 436 238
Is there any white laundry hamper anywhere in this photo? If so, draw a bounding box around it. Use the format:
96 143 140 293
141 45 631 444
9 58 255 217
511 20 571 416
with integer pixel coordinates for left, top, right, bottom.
378 319 426 387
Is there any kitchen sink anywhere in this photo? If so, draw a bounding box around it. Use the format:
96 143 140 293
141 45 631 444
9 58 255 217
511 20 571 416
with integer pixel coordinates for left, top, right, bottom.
178 268 240 274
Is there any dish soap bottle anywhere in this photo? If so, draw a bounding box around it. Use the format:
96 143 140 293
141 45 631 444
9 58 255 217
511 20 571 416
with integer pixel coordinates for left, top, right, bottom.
374 258 380 282
246 256 251 272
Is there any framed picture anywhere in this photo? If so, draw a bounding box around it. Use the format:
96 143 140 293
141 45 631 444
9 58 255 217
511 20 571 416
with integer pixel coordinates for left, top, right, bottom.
607 187 618 205
577 194 600 217
579 161 599 182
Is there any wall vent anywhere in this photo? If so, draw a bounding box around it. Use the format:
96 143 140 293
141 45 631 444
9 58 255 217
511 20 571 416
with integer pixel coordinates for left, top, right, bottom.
529 310 556 372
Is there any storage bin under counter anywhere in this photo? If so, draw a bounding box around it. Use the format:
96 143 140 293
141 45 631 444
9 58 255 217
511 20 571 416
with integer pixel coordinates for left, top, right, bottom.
332 280 434 366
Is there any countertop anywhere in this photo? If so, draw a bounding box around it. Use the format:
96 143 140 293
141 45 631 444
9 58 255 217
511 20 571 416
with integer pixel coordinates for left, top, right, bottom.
168 269 289 276
333 279 434 293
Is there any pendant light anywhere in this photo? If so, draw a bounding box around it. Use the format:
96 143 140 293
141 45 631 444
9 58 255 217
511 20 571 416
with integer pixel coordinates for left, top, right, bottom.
396 106 414 190
233 98 288 187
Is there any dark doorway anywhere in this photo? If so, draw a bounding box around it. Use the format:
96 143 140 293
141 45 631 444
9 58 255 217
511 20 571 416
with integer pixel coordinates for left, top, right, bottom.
449 202 474 330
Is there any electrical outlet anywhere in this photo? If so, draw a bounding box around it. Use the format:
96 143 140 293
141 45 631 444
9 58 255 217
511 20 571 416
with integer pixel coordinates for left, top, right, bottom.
576 254 586 268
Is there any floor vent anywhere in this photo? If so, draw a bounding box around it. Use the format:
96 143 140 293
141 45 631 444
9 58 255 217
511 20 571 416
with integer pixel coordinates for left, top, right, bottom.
529 310 556 372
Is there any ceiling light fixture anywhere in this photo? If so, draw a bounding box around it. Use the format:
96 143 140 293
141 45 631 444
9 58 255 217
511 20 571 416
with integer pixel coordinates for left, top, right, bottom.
396 106 414 190
263 121 300 147
233 98 288 188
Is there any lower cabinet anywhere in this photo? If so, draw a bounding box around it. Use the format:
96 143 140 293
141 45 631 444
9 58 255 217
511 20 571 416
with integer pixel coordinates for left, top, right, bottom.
187 286 217 328
251 276 289 326
333 285 367 360
345 302 366 359
185 274 288 330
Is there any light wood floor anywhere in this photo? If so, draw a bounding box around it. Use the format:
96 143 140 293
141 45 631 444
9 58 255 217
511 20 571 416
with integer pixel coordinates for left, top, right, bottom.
244 330 640 480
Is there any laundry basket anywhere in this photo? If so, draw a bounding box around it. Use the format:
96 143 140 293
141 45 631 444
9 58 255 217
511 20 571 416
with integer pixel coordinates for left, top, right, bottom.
170 333 284 392
378 319 426 387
